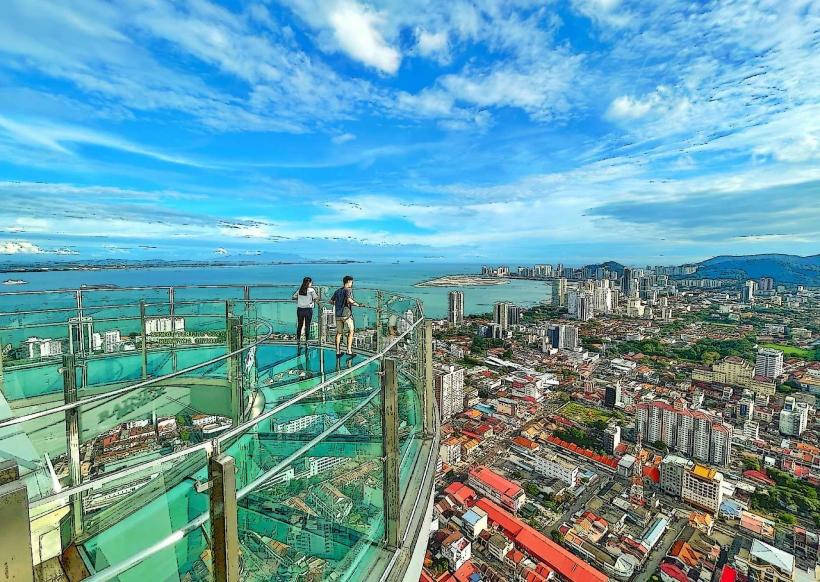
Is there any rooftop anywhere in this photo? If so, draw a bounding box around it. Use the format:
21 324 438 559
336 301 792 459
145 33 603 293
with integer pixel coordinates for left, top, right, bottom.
749 539 795 574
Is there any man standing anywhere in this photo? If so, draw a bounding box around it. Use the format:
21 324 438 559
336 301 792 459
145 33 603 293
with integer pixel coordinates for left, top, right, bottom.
330 275 359 358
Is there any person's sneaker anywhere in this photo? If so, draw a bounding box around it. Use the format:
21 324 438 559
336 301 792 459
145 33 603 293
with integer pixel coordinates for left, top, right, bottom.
336 352 344 358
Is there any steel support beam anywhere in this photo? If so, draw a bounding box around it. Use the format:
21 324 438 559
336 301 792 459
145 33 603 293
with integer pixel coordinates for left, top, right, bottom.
422 320 436 437
209 455 239 582
382 358 400 548
0 337 5 399
0 463 34 582
139 300 148 379
61 355 83 538
226 308 244 425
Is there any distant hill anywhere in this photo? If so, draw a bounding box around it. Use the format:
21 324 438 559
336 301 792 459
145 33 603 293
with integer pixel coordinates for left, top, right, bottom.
687 254 820 285
583 261 626 275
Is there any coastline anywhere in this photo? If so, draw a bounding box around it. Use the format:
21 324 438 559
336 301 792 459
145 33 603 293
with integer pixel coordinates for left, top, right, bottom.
0 259 371 274
416 274 508 287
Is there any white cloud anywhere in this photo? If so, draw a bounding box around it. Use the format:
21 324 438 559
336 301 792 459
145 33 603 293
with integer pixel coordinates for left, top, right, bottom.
0 115 212 167
332 132 356 144
327 1 400 74
606 94 655 120
214 247 229 256
415 28 449 61
572 0 631 27
0 241 45 254
0 240 78 255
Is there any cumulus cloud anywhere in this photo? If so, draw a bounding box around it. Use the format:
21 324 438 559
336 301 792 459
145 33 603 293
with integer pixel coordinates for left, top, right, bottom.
326 0 400 74
0 240 78 255
0 241 45 254
415 28 449 62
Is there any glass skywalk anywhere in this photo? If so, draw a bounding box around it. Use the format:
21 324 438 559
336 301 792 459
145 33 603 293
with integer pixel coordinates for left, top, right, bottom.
0 285 438 582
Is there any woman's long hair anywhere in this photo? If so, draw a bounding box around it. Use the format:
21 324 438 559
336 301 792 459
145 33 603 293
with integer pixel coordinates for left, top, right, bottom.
298 277 312 296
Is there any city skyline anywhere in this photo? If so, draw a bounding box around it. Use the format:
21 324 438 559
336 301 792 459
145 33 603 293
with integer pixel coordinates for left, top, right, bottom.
0 1 819 264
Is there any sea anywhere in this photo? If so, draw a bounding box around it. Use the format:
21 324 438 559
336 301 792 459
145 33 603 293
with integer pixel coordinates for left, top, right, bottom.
1 263 553 319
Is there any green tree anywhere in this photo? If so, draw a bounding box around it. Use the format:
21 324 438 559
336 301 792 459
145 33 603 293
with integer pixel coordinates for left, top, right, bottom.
779 512 796 525
743 458 761 471
470 335 488 354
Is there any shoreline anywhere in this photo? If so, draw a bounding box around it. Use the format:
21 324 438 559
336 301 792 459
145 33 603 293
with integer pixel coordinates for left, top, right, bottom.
416 274 508 287
0 259 371 274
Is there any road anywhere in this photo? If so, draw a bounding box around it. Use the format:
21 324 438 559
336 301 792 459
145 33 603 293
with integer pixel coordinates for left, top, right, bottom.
634 516 687 582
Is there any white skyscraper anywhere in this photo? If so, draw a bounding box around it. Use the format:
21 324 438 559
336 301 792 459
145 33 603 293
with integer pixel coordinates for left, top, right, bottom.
448 291 464 326
742 280 757 302
637 400 732 466
434 365 465 421
779 397 809 436
755 348 784 379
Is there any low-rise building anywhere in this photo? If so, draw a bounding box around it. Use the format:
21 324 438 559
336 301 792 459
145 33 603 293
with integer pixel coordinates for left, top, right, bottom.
734 539 795 582
441 529 472 571
468 466 526 513
532 452 579 487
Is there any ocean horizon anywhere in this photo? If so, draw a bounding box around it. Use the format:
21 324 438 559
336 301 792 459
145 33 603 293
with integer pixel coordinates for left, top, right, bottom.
1 262 553 319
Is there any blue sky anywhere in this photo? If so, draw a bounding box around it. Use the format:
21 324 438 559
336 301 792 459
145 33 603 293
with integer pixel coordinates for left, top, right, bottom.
0 0 818 265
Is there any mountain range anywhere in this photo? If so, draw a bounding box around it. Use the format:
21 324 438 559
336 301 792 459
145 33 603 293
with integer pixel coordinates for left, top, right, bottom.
687 254 820 285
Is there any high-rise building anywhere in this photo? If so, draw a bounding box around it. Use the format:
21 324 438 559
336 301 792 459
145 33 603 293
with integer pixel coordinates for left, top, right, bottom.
434 364 465 421
603 425 621 455
556 277 567 306
622 267 637 297
779 396 810 436
660 454 691 497
755 347 784 379
604 383 621 408
636 401 732 466
547 324 578 351
508 305 523 325
25 337 63 359
145 316 185 334
103 330 121 354
493 302 510 331
758 276 775 292
681 464 724 514
568 290 594 321
447 290 464 327
742 280 757 302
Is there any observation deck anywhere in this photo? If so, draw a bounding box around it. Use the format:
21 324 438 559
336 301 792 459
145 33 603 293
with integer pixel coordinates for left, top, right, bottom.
0 285 439 582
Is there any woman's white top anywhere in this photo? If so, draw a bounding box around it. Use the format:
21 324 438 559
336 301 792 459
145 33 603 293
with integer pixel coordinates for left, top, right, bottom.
295 287 318 308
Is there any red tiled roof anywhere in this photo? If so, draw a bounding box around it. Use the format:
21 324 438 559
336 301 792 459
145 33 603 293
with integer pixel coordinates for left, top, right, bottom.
742 470 775 485
444 482 477 506
469 467 523 498
476 498 608 582
453 560 478 582
719 565 737 582
643 466 660 483
660 563 689 582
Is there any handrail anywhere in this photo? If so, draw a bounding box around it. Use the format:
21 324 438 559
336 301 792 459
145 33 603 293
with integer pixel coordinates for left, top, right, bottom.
6 286 421 502
27 309 423 511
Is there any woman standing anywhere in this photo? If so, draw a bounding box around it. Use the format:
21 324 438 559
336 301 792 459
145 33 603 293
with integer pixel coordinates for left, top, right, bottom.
292 277 318 347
